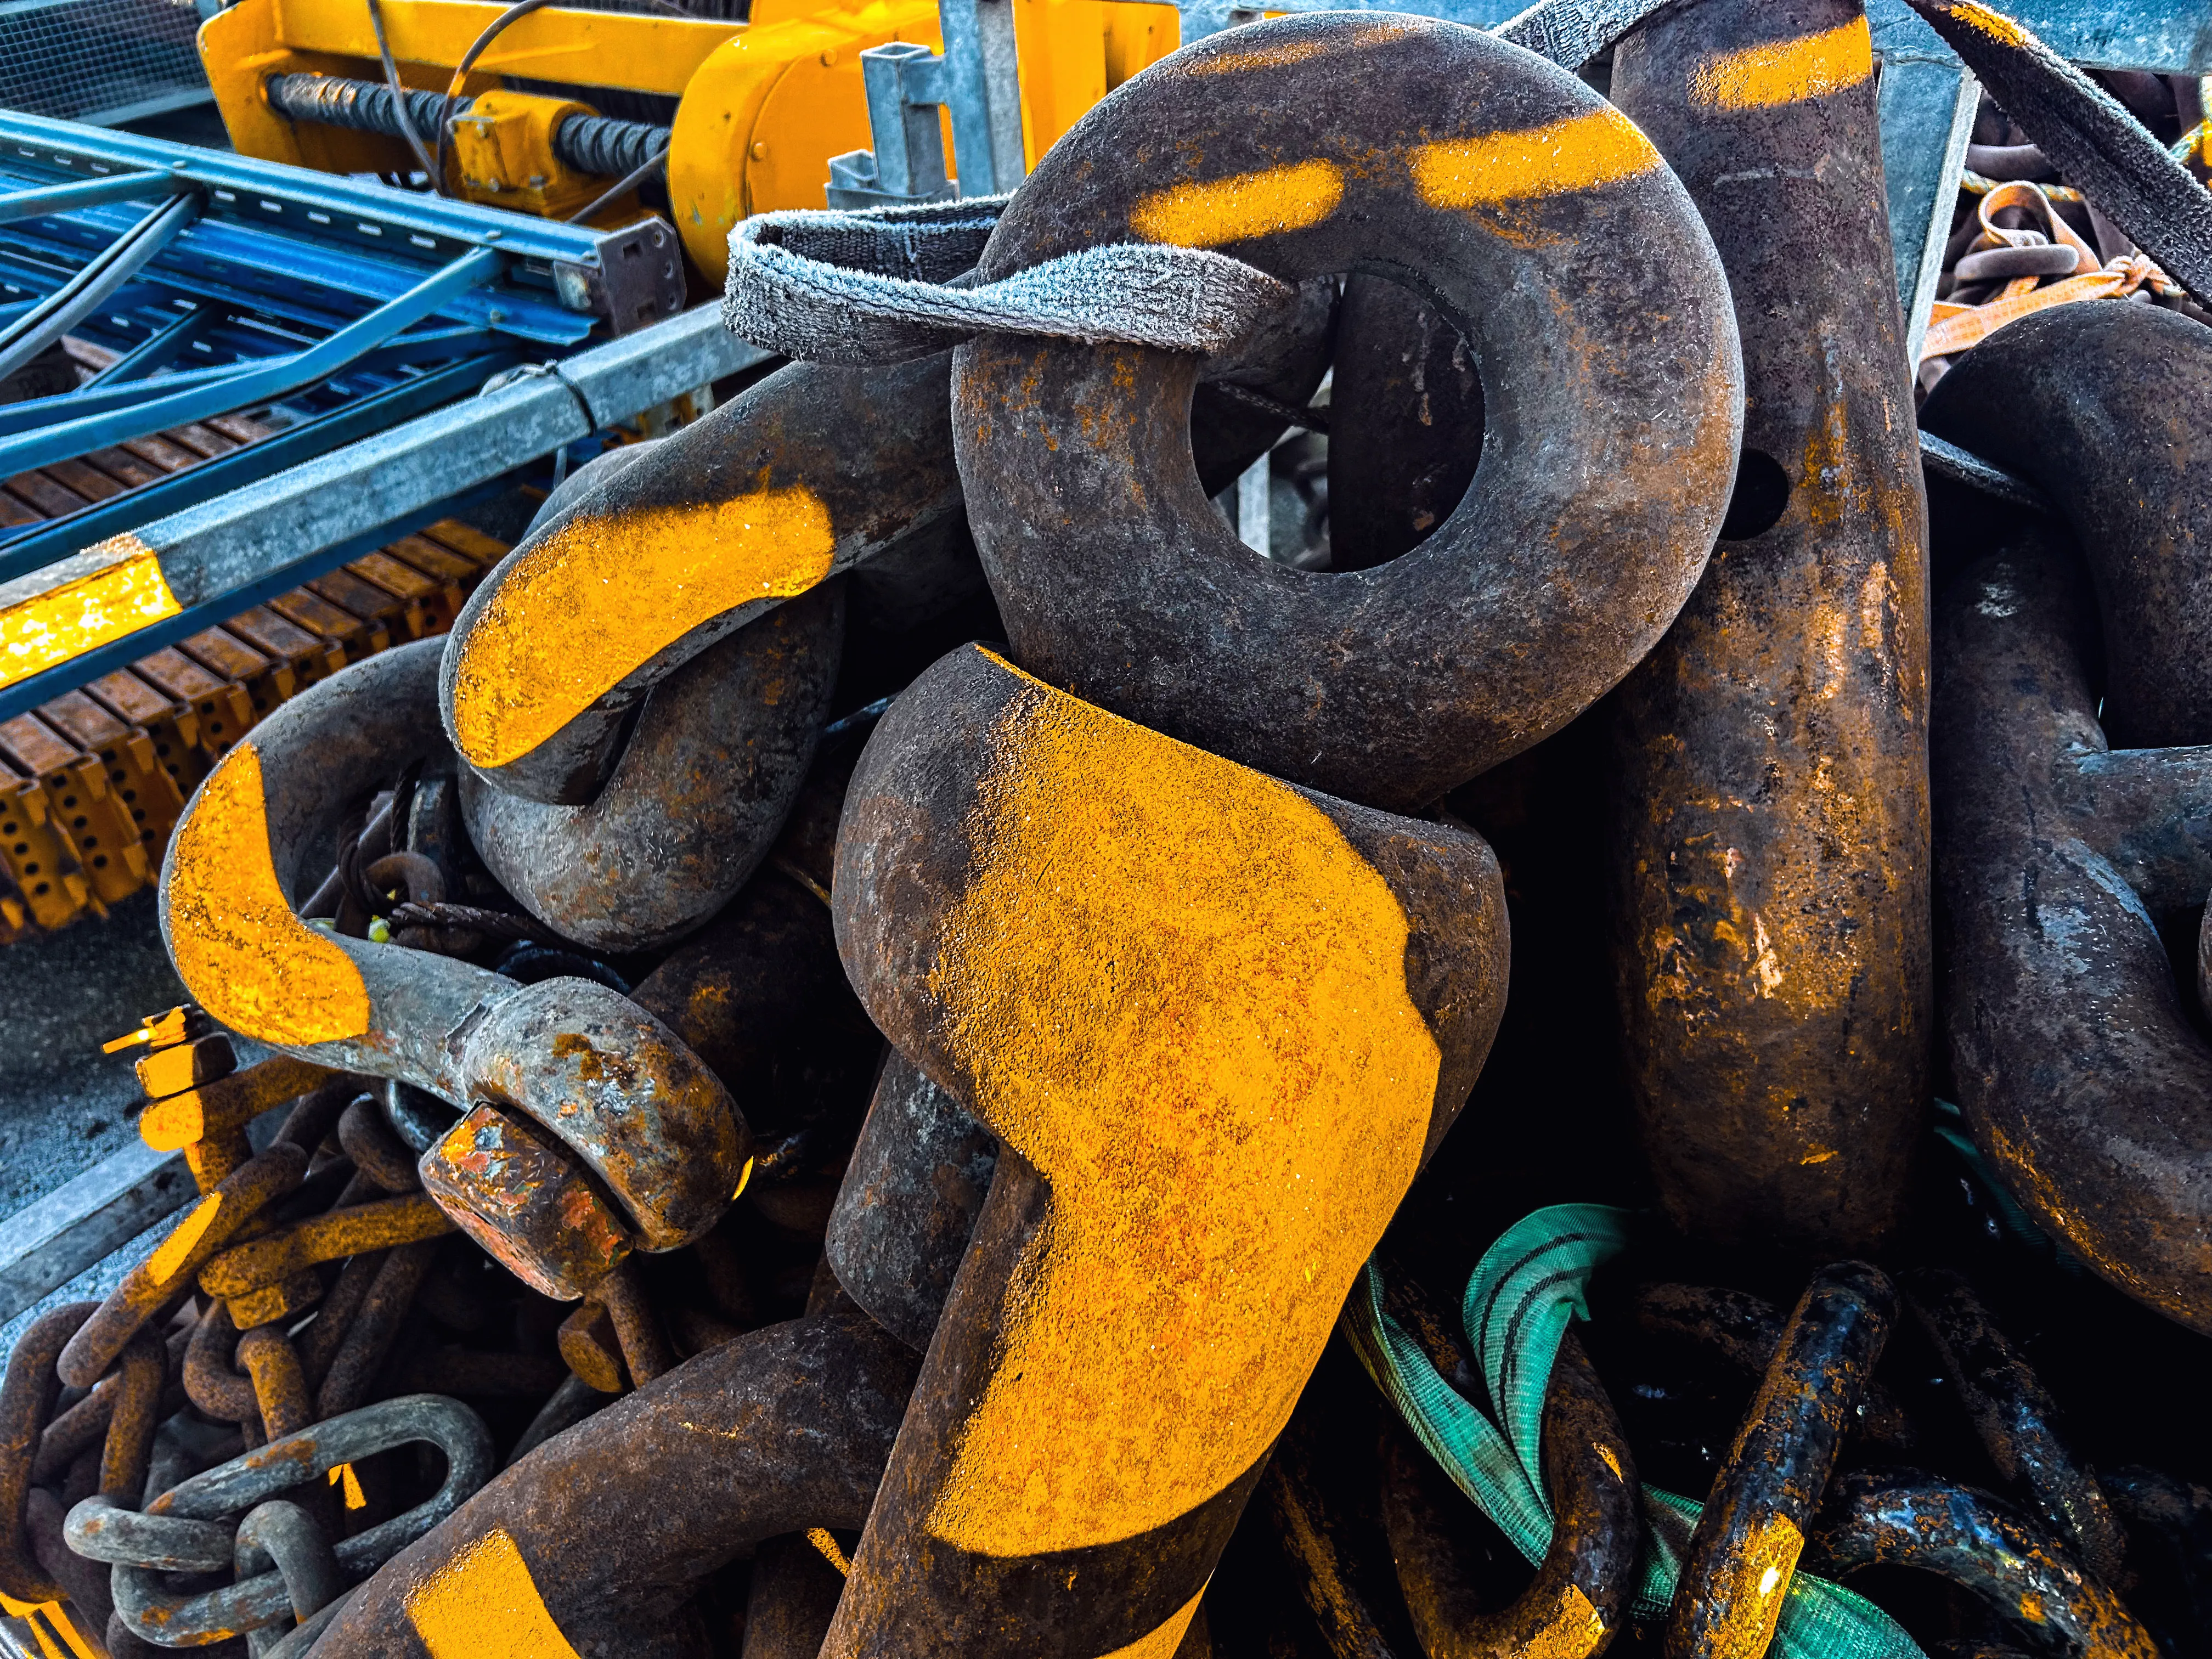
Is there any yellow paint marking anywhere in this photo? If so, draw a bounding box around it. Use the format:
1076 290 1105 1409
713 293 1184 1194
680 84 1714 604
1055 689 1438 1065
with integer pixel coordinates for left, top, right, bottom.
165 744 371 1047
922 650 1439 1556
449 485 835 770
1098 1587 1208 1658
1412 108 1658 210
405 1527 580 1659
145 1193 223 1286
1128 158 1343 247
804 1527 850 1576
0 539 179 690
328 1463 366 1509
1944 1 2030 48
1595 1441 1623 1482
0 1589 98 1659
1521 1582 1609 1659
1688 14 1871 110
1707 1513 1803 1659
732 1155 755 1200
1183 19 1412 75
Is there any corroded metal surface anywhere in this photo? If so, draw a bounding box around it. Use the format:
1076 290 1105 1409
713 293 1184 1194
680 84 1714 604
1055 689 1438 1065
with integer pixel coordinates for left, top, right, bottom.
155 640 751 1290
956 11 1742 812
1666 1261 1894 1659
312 1300 918 1656
824 644 1509 1656
1928 521 2212 1336
1609 0 1933 1256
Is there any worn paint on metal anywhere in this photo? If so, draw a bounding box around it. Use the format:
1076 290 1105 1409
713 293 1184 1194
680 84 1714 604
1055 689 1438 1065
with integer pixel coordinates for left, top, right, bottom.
1128 159 1345 246
1939 0 2029 49
920 651 1437 1556
164 743 372 1047
1701 1512 1802 1659
1610 0 1930 1254
144 1192 224 1286
1689 14 1871 110
0 538 179 690
1411 109 1660 210
404 1526 580 1659
447 486 835 770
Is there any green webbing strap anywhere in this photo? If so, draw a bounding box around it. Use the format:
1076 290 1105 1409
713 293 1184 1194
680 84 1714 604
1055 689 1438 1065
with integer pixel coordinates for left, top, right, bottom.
1342 1203 1924 1659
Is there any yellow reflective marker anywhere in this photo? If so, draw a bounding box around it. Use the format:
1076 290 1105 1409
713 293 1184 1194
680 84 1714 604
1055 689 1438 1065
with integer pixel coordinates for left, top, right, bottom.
1523 1581 1609 1659
405 1527 580 1659
328 1463 367 1509
0 538 179 690
165 743 373 1047
145 1192 223 1286
449 487 835 770
1689 14 1871 110
1129 159 1344 247
1707 1513 1804 1659
732 1154 756 1200
922 653 1438 1557
1097 1586 1207 1658
1412 108 1659 210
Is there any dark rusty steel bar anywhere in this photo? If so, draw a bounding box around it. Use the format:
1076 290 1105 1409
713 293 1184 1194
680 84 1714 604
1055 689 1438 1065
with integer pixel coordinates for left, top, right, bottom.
823 642 1508 1656
154 638 753 1292
1810 1469 2158 1659
953 11 1741 814
58 1144 308 1390
0 1302 97 1602
99 1325 166 1508
1924 486 2212 1334
1665 1261 1894 1659
1608 0 1932 1256
1904 1268 2127 1582
315 1240 438 1421
1381 1331 1639 1659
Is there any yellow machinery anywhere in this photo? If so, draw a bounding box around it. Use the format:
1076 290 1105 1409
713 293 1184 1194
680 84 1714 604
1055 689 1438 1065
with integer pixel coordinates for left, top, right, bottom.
199 0 1184 284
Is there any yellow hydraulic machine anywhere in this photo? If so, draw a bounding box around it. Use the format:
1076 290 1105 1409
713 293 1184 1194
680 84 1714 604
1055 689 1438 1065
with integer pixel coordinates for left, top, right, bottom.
198 0 1186 284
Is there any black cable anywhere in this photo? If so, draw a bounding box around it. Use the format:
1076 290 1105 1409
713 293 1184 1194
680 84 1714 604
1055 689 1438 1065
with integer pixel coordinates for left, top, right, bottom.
364 0 442 188
563 140 668 224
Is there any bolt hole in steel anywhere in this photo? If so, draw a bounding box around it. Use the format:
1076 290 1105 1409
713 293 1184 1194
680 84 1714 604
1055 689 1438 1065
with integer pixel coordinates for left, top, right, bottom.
1717 447 1791 541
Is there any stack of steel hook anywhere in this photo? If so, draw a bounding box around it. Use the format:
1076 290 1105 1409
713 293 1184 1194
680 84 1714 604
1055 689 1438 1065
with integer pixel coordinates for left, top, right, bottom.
7 0 2212 1654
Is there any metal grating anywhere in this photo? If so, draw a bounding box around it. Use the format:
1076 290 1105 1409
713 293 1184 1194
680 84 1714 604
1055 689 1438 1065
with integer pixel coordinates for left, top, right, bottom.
0 0 211 127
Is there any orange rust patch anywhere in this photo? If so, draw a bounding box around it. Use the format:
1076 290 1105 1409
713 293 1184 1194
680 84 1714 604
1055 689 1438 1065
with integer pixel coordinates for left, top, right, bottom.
1411 108 1658 210
1128 158 1344 247
551 1032 606 1082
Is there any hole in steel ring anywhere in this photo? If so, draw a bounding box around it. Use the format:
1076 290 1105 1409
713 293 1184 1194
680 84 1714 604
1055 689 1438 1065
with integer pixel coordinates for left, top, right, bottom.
1719 449 1791 541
